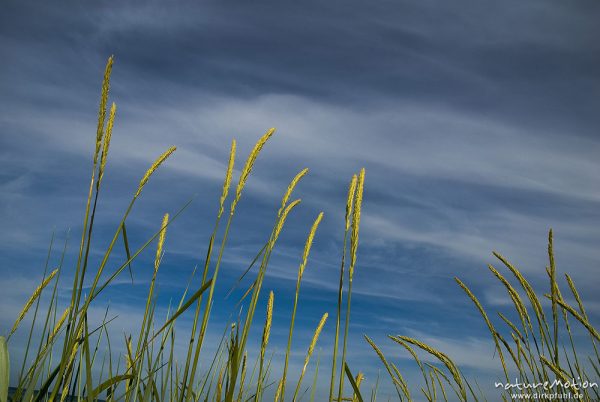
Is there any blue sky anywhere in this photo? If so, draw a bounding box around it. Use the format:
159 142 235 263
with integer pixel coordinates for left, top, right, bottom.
1 1 600 400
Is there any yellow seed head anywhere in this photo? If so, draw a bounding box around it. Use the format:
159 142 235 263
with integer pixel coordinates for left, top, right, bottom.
273 199 301 242
296 312 328 395
455 277 507 391
94 56 114 165
261 291 274 357
565 274 587 317
237 352 248 402
279 168 308 217
155 213 169 271
231 128 275 213
50 307 70 340
99 102 116 183
369 335 410 398
274 379 283 402
219 139 236 217
60 379 71 402
397 335 463 396
493 251 546 324
298 212 324 279
345 175 358 231
10 269 58 337
349 168 365 276
63 325 84 384
487 264 532 332
355 372 364 392
308 313 328 357
135 146 177 198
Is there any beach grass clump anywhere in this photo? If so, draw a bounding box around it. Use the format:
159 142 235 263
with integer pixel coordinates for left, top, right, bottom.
1 56 598 402
367 230 599 401
0 57 364 402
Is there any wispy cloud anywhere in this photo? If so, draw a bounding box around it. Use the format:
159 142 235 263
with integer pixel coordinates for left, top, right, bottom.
2 0 599 397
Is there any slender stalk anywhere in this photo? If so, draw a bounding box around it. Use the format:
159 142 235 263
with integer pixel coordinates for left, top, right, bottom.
337 169 364 402
329 175 357 402
292 313 328 401
226 168 307 402
309 349 320 402
280 213 323 401
188 131 275 400
256 291 274 401
181 140 236 401
16 232 54 387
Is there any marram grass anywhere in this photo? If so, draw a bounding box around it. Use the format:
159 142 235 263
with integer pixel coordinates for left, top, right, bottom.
135 146 177 198
9 269 58 340
280 212 323 402
1 57 598 402
370 234 600 402
1 336 8 402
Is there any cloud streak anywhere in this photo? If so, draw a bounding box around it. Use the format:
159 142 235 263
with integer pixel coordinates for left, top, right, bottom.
2 0 599 398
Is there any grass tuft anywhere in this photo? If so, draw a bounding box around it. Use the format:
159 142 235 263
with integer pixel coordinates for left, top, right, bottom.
3 56 598 402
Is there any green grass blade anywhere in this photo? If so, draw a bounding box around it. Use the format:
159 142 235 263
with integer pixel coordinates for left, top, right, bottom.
145 279 212 348
343 363 364 402
337 169 364 402
364 335 406 401
92 375 135 400
122 223 135 283
0 337 8 402
309 349 320 402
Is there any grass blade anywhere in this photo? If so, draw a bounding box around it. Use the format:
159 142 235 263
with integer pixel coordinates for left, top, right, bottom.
343 363 364 402
0 337 8 402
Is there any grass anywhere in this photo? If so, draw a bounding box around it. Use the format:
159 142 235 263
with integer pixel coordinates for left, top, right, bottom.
369 233 600 402
1 57 598 402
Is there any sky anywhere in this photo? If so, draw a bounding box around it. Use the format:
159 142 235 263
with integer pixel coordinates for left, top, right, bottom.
1 1 600 400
